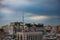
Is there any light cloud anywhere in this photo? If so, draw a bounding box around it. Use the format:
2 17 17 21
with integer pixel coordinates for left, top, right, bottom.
0 8 14 14
26 15 60 21
26 16 49 20
49 16 60 18
1 0 35 7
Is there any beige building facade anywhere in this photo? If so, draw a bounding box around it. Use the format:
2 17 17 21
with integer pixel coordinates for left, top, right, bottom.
16 32 43 40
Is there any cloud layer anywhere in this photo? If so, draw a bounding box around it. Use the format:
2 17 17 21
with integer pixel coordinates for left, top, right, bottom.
0 0 60 26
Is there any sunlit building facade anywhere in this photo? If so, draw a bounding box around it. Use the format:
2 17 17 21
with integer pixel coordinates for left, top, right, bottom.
56 25 60 40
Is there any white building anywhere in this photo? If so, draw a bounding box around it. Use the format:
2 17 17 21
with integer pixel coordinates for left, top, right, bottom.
8 25 14 35
16 32 43 40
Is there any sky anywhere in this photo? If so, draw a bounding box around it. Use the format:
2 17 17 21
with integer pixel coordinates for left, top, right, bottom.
0 0 60 26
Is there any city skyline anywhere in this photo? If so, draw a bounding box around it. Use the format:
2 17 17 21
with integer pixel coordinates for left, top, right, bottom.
0 0 60 26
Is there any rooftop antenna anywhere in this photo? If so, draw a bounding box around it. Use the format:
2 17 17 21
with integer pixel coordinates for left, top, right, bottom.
22 8 25 32
22 10 24 24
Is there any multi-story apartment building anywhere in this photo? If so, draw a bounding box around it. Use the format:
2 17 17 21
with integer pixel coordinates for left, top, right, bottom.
56 25 60 40
9 22 24 32
0 28 5 40
16 32 43 40
8 22 44 33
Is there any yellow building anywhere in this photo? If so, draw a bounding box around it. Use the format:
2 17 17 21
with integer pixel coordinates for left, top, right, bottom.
56 25 60 40
56 26 60 34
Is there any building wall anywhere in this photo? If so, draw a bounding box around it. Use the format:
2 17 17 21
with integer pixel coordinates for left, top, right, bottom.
56 26 60 34
16 32 43 40
0 28 5 40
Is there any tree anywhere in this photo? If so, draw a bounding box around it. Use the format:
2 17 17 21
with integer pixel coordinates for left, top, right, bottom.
25 23 33 27
34 23 44 27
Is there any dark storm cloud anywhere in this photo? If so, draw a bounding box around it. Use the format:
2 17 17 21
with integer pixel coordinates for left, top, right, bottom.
6 0 59 16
